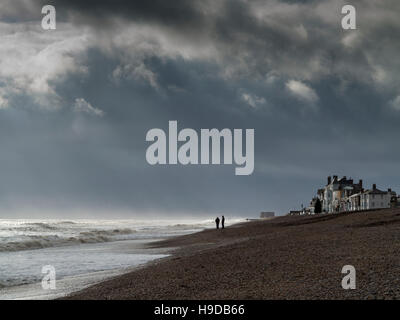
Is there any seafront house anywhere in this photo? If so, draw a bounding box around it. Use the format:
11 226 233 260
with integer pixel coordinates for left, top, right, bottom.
322 176 363 213
298 175 397 215
360 184 394 210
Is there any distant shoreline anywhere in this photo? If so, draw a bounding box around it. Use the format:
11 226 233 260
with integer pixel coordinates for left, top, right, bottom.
64 208 400 299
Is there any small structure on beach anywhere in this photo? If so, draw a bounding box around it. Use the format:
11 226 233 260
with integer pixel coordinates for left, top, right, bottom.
260 212 275 218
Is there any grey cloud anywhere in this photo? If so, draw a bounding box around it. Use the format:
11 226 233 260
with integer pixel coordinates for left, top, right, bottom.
50 0 400 93
73 98 104 116
1 1 400 218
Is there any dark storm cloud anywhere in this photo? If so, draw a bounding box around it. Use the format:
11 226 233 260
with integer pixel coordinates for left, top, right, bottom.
57 0 205 24
1 0 400 217
37 0 400 82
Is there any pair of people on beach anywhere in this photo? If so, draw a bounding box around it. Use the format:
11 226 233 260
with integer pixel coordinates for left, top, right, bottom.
215 216 225 229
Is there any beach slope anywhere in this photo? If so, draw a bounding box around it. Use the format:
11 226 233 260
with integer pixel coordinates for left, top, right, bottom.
64 209 400 299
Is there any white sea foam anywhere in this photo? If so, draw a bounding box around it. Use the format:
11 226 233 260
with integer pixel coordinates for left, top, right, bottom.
0 219 225 252
0 218 244 299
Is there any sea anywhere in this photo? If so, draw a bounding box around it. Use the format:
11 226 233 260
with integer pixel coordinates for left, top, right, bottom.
0 218 243 300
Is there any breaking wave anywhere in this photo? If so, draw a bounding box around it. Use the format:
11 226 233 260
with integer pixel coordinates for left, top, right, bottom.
0 228 138 252
21 222 58 230
0 218 238 253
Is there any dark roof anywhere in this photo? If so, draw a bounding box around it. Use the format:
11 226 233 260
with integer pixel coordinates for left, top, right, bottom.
363 188 387 195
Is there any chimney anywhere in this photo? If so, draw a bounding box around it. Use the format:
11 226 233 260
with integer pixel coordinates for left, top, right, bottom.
343 176 347 180
388 188 392 193
359 179 363 188
373 184 377 190
327 176 331 185
333 175 338 181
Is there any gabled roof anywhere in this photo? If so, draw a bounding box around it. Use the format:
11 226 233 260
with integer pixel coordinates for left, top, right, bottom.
363 188 387 195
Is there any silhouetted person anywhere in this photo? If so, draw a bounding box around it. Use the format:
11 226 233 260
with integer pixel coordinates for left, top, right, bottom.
221 216 225 229
215 217 220 229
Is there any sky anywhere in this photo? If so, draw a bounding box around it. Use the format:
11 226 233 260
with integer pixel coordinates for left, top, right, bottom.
0 0 400 218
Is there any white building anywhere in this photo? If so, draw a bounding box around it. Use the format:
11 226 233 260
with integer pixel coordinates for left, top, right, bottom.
316 176 396 214
322 176 362 213
360 184 393 210
348 192 361 211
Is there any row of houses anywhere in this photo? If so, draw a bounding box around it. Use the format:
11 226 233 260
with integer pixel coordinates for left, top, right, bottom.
290 175 399 215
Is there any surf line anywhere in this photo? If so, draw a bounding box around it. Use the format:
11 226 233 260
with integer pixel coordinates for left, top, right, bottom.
145 121 254 175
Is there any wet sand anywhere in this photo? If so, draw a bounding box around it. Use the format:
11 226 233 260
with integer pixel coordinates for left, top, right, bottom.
64 208 400 299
